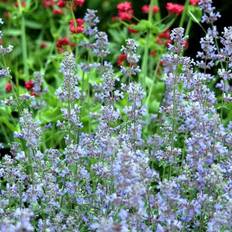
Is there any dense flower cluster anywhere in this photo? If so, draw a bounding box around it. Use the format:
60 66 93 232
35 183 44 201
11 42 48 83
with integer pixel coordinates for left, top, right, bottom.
43 0 85 14
0 19 12 79
69 18 84 34
120 39 141 77
166 2 184 15
199 0 221 24
117 1 134 21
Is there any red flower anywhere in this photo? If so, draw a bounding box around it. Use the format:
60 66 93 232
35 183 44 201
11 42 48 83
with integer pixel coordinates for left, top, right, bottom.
53 8 63 15
25 80 34 90
165 39 172 47
159 30 170 39
117 53 127 66
56 37 70 48
3 11 10 19
42 0 54 8
57 0 65 7
56 37 73 52
74 0 85 7
153 5 159 13
40 42 47 49
166 2 184 15
30 91 37 97
141 5 149 13
15 1 26 8
183 40 189 49
156 37 163 45
190 0 199 5
69 18 84 33
117 2 134 21
128 24 138 33
112 16 119 21
5 82 12 93
150 50 157 57
156 30 171 46
141 5 160 14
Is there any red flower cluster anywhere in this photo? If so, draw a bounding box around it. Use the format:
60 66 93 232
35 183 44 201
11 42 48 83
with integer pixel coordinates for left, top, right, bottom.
156 30 171 47
53 8 63 15
57 0 65 8
56 37 75 52
190 0 199 5
128 24 138 33
56 37 70 48
141 5 160 14
42 0 54 8
69 18 84 33
166 2 184 15
43 0 85 15
117 53 127 66
25 80 34 90
24 80 38 96
159 30 170 39
74 0 85 7
117 2 134 21
5 82 12 93
15 1 26 8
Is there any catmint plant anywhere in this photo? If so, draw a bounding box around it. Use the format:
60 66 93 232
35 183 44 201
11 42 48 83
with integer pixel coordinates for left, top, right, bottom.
1 3 232 232
0 18 13 78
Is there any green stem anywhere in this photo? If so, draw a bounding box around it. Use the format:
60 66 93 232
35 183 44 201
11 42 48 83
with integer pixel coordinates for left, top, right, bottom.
146 60 160 105
141 0 157 88
153 0 161 21
169 74 177 179
179 0 190 27
185 18 192 37
18 0 29 79
67 83 72 144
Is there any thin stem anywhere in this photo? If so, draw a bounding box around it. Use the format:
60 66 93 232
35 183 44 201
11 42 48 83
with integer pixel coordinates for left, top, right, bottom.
169 73 178 178
146 59 160 105
179 0 190 28
185 18 192 37
67 81 72 144
17 0 29 79
141 0 156 88
153 0 161 21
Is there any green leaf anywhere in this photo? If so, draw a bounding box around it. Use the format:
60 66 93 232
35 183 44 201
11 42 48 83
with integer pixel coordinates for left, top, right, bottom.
149 100 160 113
188 5 202 23
38 107 61 123
4 29 21 36
131 20 152 31
25 20 43 29
145 77 153 87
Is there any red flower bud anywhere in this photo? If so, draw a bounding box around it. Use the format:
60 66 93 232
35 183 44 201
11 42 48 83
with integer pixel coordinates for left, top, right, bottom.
53 8 63 15
42 0 55 8
5 82 12 93
117 53 127 66
25 80 34 90
190 0 199 6
57 0 65 7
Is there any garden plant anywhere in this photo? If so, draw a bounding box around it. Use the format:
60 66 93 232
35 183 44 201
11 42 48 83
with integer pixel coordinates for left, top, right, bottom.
0 0 232 231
